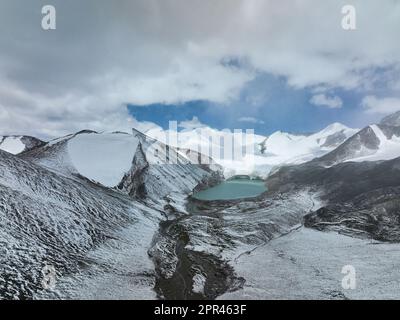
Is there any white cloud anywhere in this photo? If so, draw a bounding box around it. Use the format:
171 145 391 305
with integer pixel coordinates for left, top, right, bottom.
178 116 207 130
361 95 400 115
0 0 399 137
238 117 265 124
310 94 343 109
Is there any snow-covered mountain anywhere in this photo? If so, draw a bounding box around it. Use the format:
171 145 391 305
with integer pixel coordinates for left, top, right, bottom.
0 127 225 299
256 122 357 161
246 122 358 177
21 129 222 206
0 135 45 154
0 148 162 299
146 122 358 177
316 117 400 166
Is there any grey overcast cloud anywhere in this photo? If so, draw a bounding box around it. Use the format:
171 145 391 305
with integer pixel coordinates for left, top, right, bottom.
0 0 399 137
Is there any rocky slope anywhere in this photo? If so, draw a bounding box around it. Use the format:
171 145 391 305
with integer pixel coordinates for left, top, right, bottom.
263 112 400 242
0 149 161 299
146 122 358 177
266 154 400 242
21 129 223 208
1 129 223 299
0 135 45 154
3 113 400 300
315 118 400 166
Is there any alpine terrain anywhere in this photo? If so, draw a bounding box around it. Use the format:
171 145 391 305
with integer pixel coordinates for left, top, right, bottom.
1 111 400 300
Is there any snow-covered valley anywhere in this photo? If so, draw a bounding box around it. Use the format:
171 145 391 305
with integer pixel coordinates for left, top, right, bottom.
2 112 400 300
145 122 360 177
220 228 400 300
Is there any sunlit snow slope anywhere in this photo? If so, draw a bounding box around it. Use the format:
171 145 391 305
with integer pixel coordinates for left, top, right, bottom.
146 123 358 177
0 135 44 155
316 121 400 166
67 132 139 187
21 130 222 206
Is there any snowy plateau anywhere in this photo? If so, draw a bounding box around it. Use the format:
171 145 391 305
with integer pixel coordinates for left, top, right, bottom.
1 111 400 300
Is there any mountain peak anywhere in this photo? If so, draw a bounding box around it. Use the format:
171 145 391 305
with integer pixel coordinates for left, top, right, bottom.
320 122 349 133
380 110 400 127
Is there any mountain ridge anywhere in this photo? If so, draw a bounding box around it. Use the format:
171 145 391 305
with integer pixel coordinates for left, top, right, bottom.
0 135 45 155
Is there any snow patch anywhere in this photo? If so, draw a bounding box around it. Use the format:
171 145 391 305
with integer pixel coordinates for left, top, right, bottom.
67 133 139 187
146 123 358 177
0 136 25 154
192 273 206 294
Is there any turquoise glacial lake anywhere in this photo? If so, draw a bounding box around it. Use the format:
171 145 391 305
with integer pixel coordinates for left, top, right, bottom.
193 178 267 201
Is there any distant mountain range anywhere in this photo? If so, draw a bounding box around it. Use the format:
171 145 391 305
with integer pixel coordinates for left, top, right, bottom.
141 115 400 177
3 112 400 179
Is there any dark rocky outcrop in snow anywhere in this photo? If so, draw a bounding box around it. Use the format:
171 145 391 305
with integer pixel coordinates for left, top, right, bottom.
304 186 400 242
378 124 400 139
4 128 224 299
314 126 380 166
19 136 46 153
118 129 223 204
313 112 400 166
267 156 400 242
319 130 348 148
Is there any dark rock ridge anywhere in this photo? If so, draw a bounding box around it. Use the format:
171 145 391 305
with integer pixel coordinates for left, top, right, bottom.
19 136 46 153
21 129 223 207
313 122 400 166
118 129 224 204
0 135 45 154
304 186 400 242
320 130 348 148
314 126 380 166
267 156 400 242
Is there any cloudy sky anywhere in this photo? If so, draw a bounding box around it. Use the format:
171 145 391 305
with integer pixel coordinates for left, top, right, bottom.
0 0 399 138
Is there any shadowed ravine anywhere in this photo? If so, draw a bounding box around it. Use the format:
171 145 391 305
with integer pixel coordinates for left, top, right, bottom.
151 201 245 300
